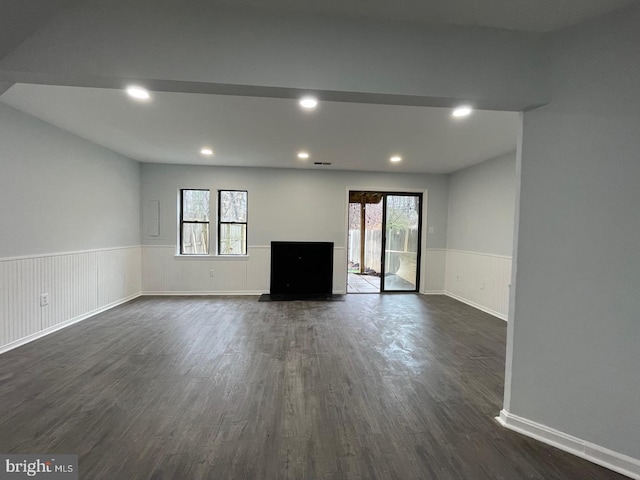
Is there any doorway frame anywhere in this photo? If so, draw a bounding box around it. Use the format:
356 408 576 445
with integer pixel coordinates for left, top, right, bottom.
345 186 428 294
380 191 424 292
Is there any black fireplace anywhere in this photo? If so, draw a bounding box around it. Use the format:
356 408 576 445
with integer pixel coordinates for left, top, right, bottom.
270 241 334 296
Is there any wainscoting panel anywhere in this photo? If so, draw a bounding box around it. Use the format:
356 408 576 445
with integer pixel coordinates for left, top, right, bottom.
0 258 40 347
444 249 512 320
333 247 347 294
97 247 142 307
0 246 141 353
142 246 254 294
41 251 98 331
142 245 349 295
423 248 446 293
246 246 271 292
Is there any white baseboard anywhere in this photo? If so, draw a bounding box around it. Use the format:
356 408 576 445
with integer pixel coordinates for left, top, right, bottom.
444 291 507 321
0 293 142 355
422 290 445 295
142 290 268 296
142 290 349 296
144 290 352 297
497 410 640 480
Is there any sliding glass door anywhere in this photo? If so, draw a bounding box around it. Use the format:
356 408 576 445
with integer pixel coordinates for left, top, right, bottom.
347 191 422 293
381 194 422 292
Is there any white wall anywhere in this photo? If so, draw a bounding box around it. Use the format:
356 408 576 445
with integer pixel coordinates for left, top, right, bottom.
502 4 640 478
0 1 548 112
0 103 142 352
447 152 516 257
0 103 141 257
140 163 449 294
442 153 516 319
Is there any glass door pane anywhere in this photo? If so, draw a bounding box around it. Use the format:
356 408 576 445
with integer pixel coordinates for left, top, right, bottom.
382 194 421 291
347 192 383 293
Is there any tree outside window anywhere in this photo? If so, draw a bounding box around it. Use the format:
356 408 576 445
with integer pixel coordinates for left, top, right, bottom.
180 189 210 254
218 190 247 255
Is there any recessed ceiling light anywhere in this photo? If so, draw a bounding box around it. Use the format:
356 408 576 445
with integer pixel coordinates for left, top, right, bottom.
452 105 473 117
390 155 402 163
200 148 214 156
126 86 151 101
297 151 310 159
299 97 318 110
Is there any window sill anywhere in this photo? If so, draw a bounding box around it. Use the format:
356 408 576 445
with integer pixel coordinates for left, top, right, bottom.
174 254 250 261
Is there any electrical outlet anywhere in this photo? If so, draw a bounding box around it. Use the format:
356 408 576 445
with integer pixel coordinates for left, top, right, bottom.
456 274 460 281
40 293 49 306
480 281 486 290
209 270 215 277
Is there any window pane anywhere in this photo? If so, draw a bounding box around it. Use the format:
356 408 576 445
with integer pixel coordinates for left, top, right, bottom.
182 223 209 254
182 190 210 222
219 224 247 255
220 191 247 222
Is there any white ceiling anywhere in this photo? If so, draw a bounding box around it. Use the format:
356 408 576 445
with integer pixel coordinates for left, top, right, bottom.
0 0 635 62
0 0 83 59
1 84 519 174
202 0 637 32
3 1 632 174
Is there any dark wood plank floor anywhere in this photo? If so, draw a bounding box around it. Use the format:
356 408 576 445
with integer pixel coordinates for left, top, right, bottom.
0 295 625 479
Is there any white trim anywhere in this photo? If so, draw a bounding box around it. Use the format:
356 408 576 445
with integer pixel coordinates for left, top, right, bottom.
254 245 346 250
142 290 347 296
503 112 524 413
144 244 346 250
446 248 512 260
0 293 142 355
142 291 267 296
0 245 140 262
422 290 445 295
497 410 640 480
444 291 507 321
173 254 250 261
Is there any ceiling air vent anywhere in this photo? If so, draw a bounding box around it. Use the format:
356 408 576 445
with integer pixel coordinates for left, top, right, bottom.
313 162 332 166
